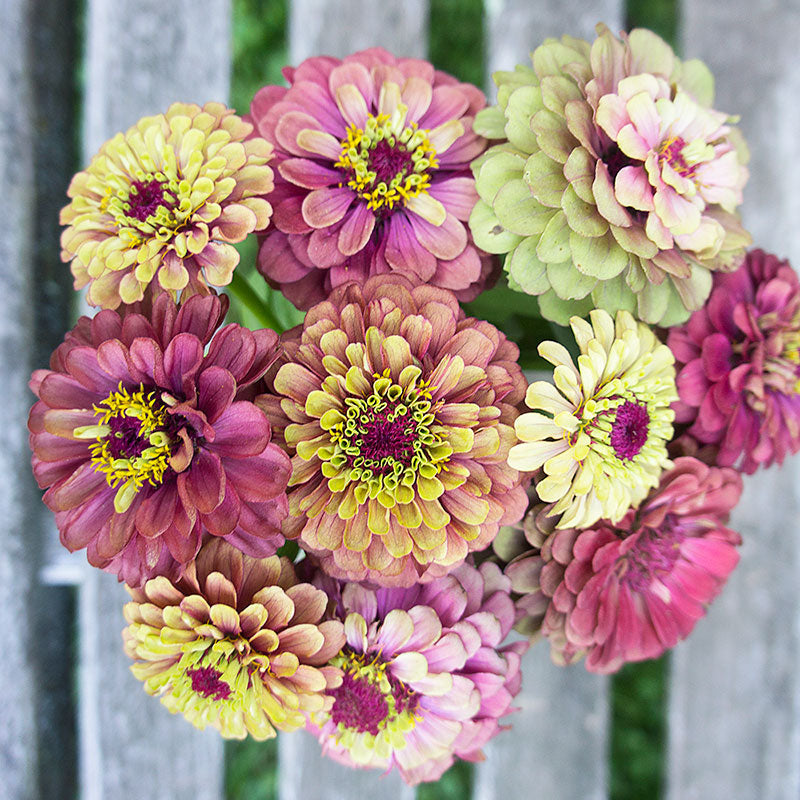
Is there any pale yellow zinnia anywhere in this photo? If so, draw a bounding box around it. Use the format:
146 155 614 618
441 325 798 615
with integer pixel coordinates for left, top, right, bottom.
508 309 677 529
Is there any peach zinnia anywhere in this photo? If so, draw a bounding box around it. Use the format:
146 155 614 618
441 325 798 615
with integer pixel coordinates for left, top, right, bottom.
258 276 528 586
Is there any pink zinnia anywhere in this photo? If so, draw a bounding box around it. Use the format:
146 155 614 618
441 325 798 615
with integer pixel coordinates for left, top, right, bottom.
28 293 291 586
669 248 800 473
505 457 742 673
248 47 496 309
306 562 526 785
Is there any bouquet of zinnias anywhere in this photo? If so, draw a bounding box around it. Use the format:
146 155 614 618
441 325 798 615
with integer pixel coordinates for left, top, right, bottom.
28 24 799 784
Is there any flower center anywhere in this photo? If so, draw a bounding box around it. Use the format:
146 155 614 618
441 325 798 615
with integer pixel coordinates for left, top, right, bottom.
335 109 438 216
658 136 695 178
621 528 683 592
609 401 650 460
328 647 419 738
187 665 232 701
318 367 452 508
73 383 179 512
106 173 179 236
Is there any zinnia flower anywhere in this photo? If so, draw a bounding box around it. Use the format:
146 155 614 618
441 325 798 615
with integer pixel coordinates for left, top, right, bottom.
508 308 677 529
28 293 291 586
248 47 496 309
60 102 274 308
669 248 800 473
257 276 528 586
306 562 525 784
503 457 742 673
123 539 345 739
470 24 750 325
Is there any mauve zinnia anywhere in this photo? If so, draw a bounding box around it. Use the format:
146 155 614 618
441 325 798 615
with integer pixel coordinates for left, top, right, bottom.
504 457 742 673
248 47 496 309
306 562 525 784
470 24 750 325
669 248 800 473
60 102 274 308
257 276 529 586
28 293 291 586
123 539 345 740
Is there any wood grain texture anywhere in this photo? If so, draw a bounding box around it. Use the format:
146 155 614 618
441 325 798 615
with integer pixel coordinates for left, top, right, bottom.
668 2 800 799
484 0 623 89
289 0 429 61
473 641 609 800
0 1 40 797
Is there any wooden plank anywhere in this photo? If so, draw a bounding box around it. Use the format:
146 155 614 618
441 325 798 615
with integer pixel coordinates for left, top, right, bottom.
484 0 624 82
667 2 800 799
277 6 425 797
77 2 232 798
0 0 41 796
475 4 626 794
289 0 429 61
473 645 609 800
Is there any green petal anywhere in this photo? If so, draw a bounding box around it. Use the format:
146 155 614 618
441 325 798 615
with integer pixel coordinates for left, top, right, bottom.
537 289 594 325
563 147 596 204
546 261 596 300
493 179 552 236
469 199 522 255
531 108 574 164
536 210 571 263
506 236 551 295
473 105 508 139
590 275 637 317
569 229 629 279
475 147 526 205
524 151 566 208
504 85 543 152
561 184 607 237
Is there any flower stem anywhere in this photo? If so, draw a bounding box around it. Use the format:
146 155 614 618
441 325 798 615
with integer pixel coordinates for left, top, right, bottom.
227 270 283 331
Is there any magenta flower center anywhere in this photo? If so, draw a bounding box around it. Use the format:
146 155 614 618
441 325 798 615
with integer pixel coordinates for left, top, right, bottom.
329 670 390 735
360 409 417 468
73 383 184 512
328 646 420 737
621 528 683 591
602 142 638 180
186 665 232 701
335 113 438 216
658 136 695 178
126 178 173 222
610 401 650 461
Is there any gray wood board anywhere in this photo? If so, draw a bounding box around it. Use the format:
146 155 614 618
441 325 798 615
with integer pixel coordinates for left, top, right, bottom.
289 0 429 61
473 643 609 800
668 2 800 799
484 0 624 93
76 1 232 797
0 1 40 797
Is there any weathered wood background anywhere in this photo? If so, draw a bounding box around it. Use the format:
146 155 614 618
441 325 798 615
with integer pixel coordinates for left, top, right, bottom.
2 0 798 798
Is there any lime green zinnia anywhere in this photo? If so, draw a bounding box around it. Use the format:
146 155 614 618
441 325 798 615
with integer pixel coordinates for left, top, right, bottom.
508 309 677 529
